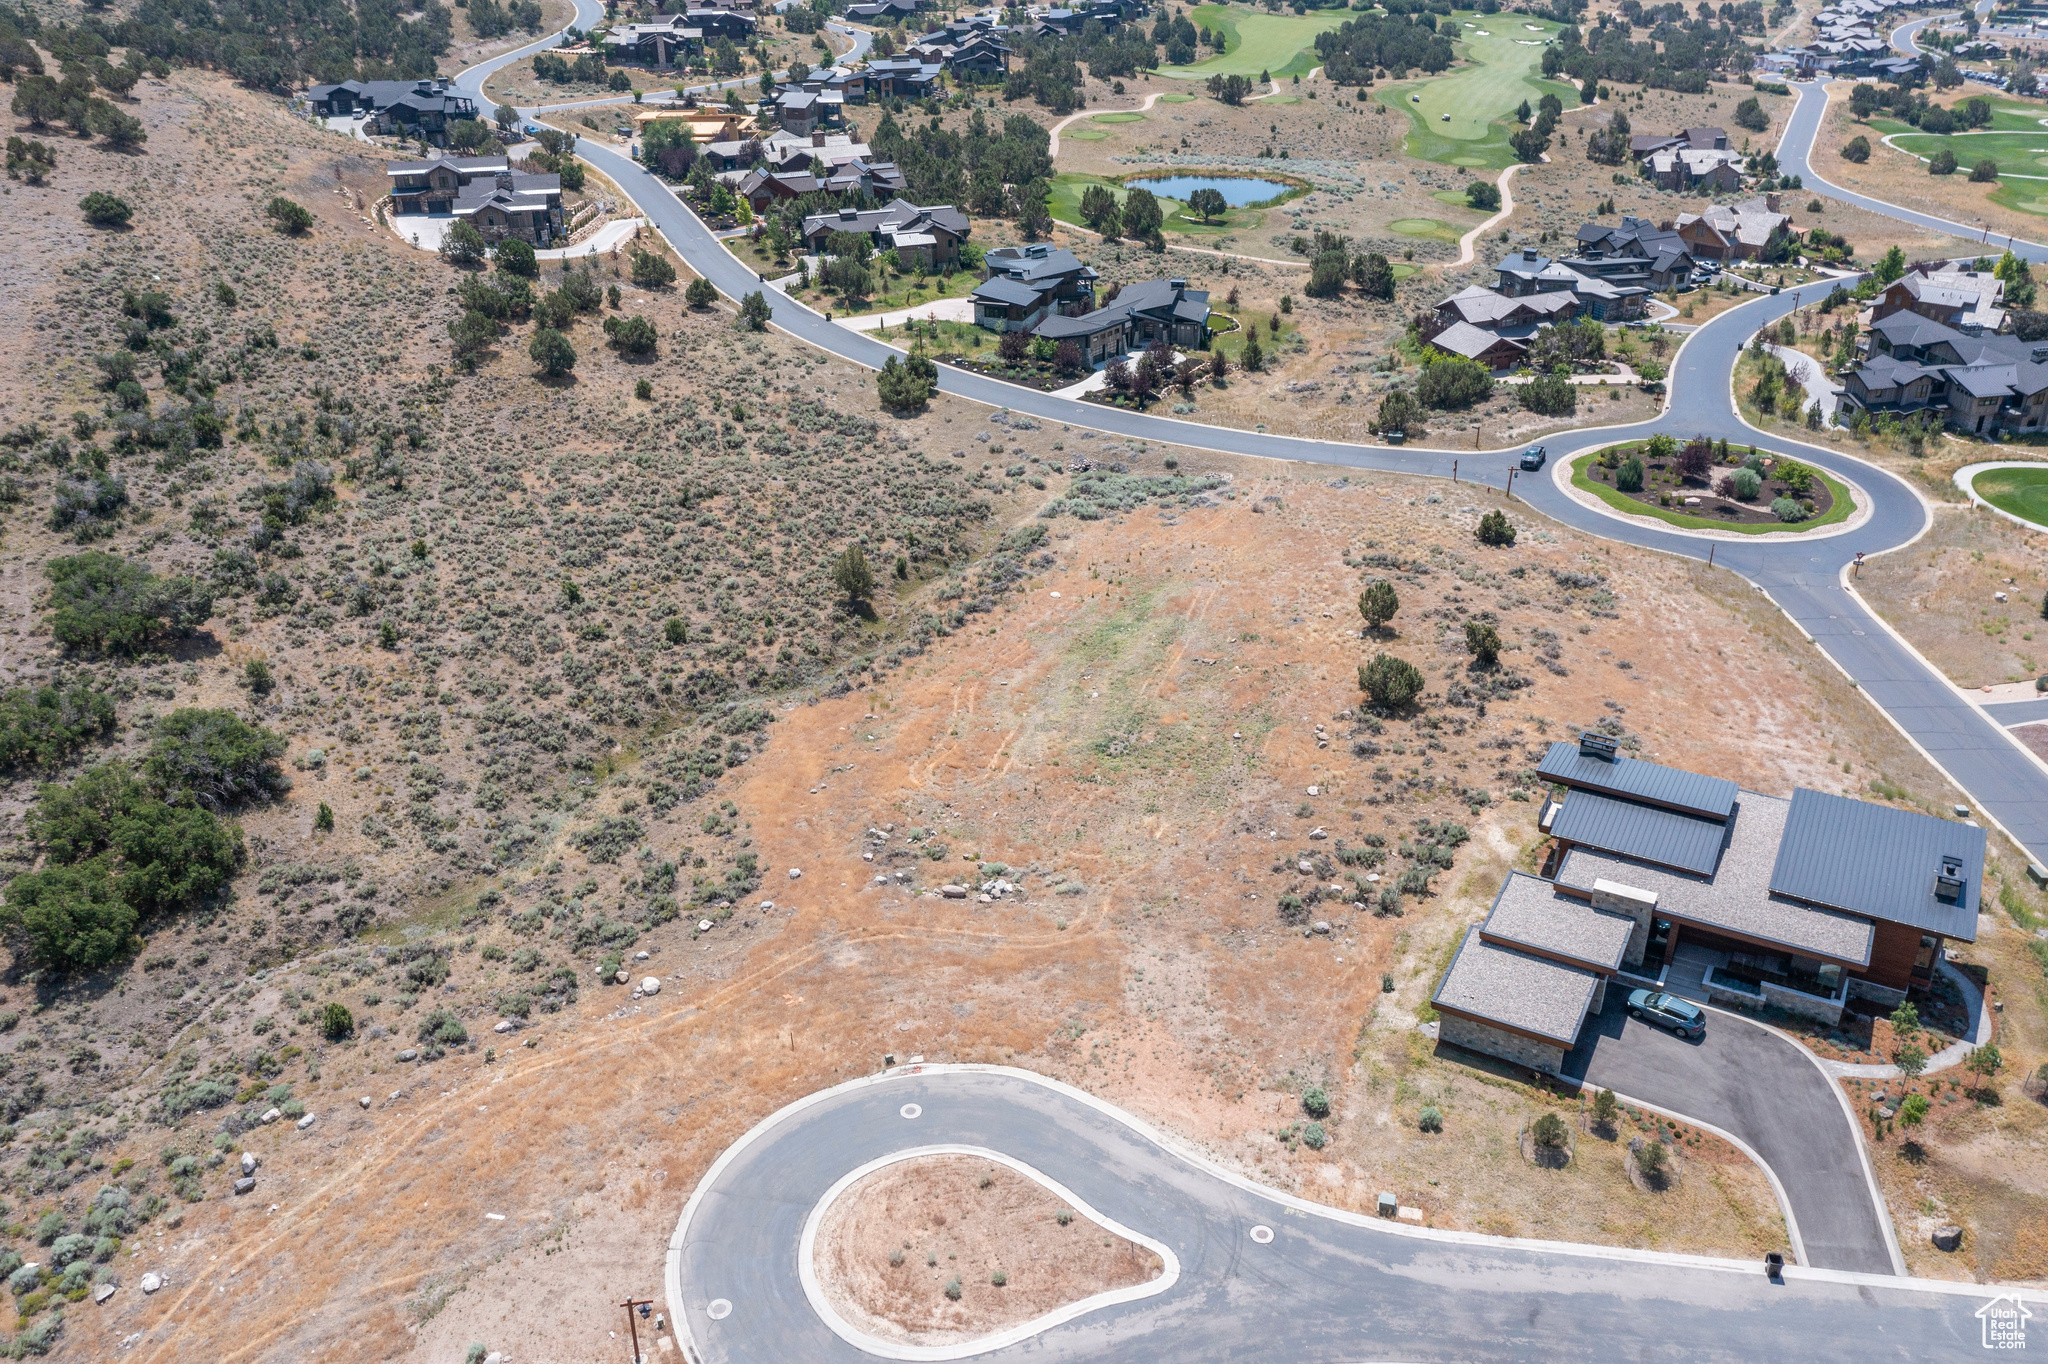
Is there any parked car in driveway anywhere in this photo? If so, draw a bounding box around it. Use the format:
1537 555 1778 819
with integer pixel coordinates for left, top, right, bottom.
1628 989 1705 1039
1520 445 1546 471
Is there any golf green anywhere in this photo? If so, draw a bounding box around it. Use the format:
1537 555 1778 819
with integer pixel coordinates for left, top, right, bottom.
1064 129 1109 141
1092 111 1147 123
1973 465 2048 528
1888 130 2048 178
1162 5 1347 79
1389 217 1458 241
1375 12 1578 171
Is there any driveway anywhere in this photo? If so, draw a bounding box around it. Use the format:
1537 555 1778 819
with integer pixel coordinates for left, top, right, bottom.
1561 992 1898 1276
668 1065 2013 1364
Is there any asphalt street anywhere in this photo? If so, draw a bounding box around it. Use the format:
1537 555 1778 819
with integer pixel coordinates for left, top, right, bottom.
564 129 2048 865
1561 994 1895 1275
668 1067 2015 1364
425 23 2048 1350
1774 77 2048 260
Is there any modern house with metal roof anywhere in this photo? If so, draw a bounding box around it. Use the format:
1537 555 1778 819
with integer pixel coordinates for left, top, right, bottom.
1432 732 1984 1073
971 243 1098 333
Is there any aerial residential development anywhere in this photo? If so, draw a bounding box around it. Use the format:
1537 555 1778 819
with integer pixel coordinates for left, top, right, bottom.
5 0 2048 1357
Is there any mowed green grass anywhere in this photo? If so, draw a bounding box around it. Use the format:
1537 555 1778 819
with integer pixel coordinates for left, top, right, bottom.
1162 4 1347 79
1889 130 2048 178
1974 465 2048 528
1376 13 1577 170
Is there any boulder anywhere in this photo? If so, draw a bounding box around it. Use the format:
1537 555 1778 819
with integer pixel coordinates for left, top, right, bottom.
1297 861 1314 874
397 1049 419 1063
240 1152 257 1175
615 969 630 984
94 1283 117 1305
140 1273 163 1294
359 1096 372 1109
940 885 968 899
296 1113 317 1131
261 1107 282 1124
233 1177 256 1195
1933 1224 1965 1252
634 950 650 960
1313 921 1332 935
788 867 803 880
641 977 661 995
493 1020 516 1034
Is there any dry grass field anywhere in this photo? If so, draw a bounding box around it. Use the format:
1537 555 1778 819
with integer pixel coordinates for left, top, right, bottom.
5 20 2048 1364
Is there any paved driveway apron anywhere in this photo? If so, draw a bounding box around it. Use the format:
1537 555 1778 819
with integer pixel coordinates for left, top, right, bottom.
1562 995 1894 1275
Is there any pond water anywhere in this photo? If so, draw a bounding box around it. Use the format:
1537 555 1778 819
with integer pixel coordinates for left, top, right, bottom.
1125 175 1293 207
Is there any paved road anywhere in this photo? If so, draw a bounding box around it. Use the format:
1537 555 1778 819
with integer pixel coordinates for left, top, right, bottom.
667 1066 2022 1363
570 128 2048 865
1774 76 2048 260
1561 994 1895 1275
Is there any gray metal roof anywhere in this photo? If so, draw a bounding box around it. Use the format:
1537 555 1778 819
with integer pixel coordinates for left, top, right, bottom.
1555 793 1877 967
1549 789 1727 876
1432 926 1600 1046
1480 872 1636 973
1768 788 1983 940
1536 740 1737 819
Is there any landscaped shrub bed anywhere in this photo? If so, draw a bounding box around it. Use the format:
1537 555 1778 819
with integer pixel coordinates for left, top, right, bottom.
1579 436 1842 528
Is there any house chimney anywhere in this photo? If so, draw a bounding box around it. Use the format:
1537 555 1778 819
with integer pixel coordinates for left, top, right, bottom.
838 206 857 220
1936 854 1967 902
1522 248 1537 261
1578 731 1619 761
496 171 513 190
1168 278 1186 291
812 130 825 146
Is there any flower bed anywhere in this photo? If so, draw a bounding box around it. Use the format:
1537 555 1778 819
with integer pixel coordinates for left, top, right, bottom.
1571 439 1856 534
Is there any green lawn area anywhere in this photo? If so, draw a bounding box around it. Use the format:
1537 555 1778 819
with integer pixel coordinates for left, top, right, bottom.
1887 130 2048 178
1047 170 1298 238
1376 12 1579 170
1989 180 2048 215
1155 92 1197 103
1064 128 1109 140
1972 465 2048 528
1160 4 1347 79
1389 217 1459 242
1569 447 1857 535
1092 111 1147 123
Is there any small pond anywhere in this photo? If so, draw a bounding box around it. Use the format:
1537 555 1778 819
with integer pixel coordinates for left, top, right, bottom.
1125 174 1294 207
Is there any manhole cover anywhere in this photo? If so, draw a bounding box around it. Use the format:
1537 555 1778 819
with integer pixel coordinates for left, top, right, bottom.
707 1299 732 1320
900 1103 923 1120
1249 1225 1274 1244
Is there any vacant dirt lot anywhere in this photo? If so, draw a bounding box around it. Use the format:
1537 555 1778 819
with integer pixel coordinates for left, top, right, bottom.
1857 501 2048 687
814 1154 1162 1344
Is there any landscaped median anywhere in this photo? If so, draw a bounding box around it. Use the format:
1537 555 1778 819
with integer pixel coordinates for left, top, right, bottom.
1566 438 1858 535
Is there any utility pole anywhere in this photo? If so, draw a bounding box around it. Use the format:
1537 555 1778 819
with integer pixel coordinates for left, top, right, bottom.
1452 458 1458 482
1505 467 1516 501
620 1298 654 1363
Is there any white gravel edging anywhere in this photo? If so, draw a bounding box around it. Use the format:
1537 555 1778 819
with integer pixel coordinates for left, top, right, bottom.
795 1143 1181 1362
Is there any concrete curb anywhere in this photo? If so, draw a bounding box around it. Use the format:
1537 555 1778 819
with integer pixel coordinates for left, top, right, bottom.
794 1144 1181 1361
666 1062 2048 1364
1952 459 2048 535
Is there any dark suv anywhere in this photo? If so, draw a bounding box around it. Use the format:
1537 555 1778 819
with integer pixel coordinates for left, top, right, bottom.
1628 989 1705 1039
1520 445 1546 471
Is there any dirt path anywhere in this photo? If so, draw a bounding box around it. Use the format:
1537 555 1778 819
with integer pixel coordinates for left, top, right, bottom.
1443 160 1527 271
